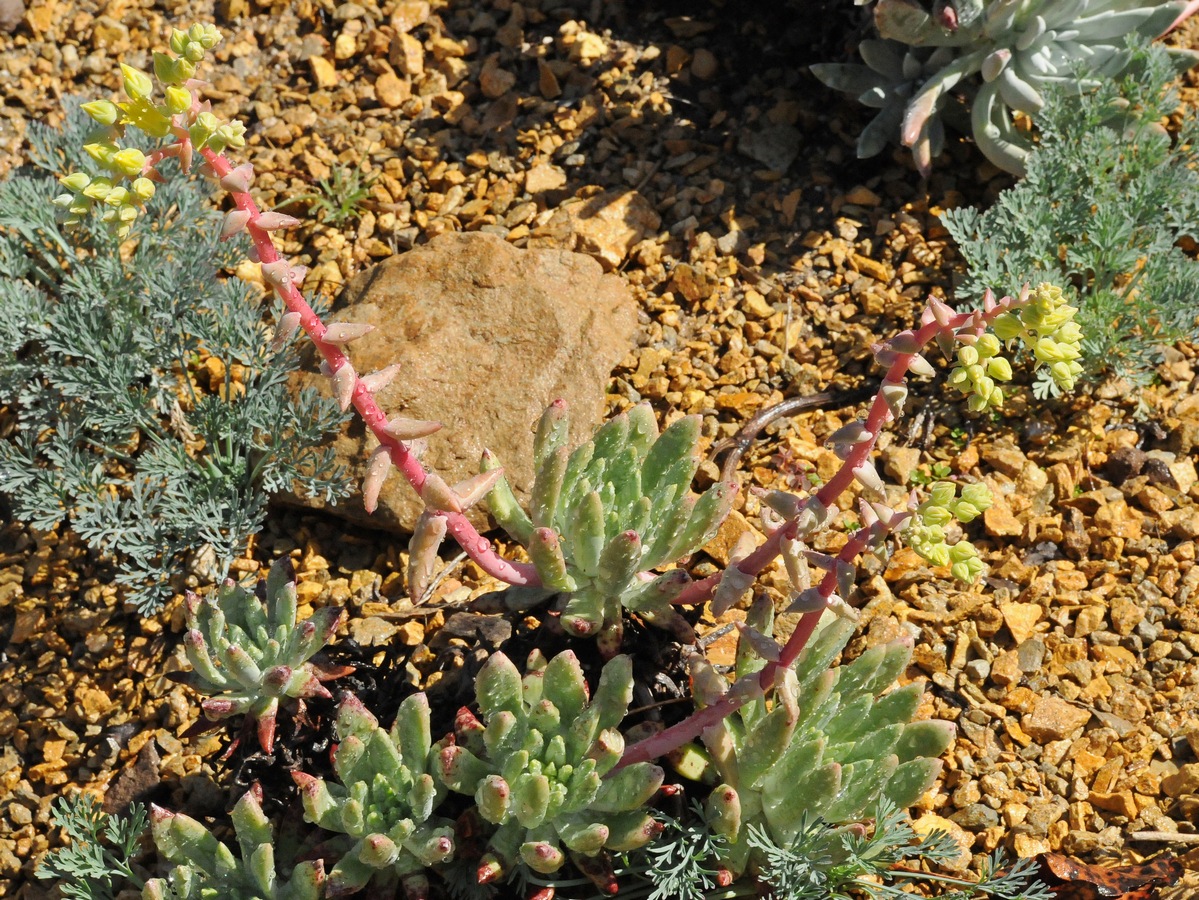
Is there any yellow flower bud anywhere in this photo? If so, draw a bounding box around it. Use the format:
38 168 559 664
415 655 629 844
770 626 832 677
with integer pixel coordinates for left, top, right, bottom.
153 52 180 85
82 177 114 200
120 63 155 101
1033 337 1062 363
131 177 156 201
60 171 91 192
164 86 192 115
81 99 121 126
991 312 1023 342
986 356 1013 381
920 505 953 527
169 28 189 56
929 482 956 508
960 483 992 510
958 345 979 368
950 500 981 523
83 141 117 165
925 543 951 567
111 148 147 178
976 333 1001 357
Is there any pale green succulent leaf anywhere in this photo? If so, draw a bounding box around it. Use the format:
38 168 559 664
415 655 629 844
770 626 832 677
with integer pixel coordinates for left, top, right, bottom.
532 446 568 529
641 415 701 498
541 651 588 726
823 754 899 823
895 719 955 762
533 401 569 472
761 762 841 845
885 757 944 809
481 453 534 546
591 762 664 813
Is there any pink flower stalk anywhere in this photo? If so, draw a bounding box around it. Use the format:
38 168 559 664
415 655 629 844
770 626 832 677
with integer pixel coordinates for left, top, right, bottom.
187 143 539 589
618 289 1023 769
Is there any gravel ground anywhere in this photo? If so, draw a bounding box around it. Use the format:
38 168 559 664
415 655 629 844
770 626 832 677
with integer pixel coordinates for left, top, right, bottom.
3 0 1199 897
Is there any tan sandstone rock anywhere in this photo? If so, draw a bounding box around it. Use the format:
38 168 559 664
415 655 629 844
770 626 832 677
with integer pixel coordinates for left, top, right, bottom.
288 232 638 532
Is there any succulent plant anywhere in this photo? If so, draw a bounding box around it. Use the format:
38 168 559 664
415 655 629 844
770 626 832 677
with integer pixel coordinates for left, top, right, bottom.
144 784 324 900
812 0 1196 173
174 557 347 753
436 649 665 889
292 693 454 898
482 401 735 655
673 598 954 877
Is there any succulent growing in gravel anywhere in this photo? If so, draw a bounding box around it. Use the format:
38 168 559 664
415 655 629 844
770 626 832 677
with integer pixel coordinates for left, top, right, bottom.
672 598 953 876
481 401 735 655
175 557 345 753
813 0 1196 173
144 784 324 900
292 693 455 899
436 649 665 888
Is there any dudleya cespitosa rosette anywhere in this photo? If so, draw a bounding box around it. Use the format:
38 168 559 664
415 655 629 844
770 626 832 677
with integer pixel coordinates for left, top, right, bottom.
812 0 1197 173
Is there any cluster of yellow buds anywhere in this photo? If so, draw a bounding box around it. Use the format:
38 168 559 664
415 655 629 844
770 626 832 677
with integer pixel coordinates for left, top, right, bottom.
947 332 1013 412
50 24 240 239
904 481 992 583
992 282 1084 392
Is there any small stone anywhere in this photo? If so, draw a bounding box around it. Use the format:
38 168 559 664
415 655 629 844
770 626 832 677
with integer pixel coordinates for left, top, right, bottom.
348 616 397 646
989 649 1021 686
1105 445 1146 484
1073 605 1106 637
309 56 338 89
334 30 358 60
949 803 999 829
525 163 567 194
1022 696 1092 741
964 659 991 683
844 185 882 207
537 59 561 99
0 0 25 33
880 446 921 485
390 32 424 75
1088 790 1138 820
983 496 1023 538
390 0 430 32
737 123 801 173
1161 507 1199 540
690 47 718 79
1108 594 1144 636
912 813 973 871
981 441 1026 478
532 190 661 271
375 71 411 108
1012 834 1051 858
741 288 774 319
9 608 43 643
1162 763 1199 798
1000 601 1043 644
1016 639 1045 673
479 54 516 98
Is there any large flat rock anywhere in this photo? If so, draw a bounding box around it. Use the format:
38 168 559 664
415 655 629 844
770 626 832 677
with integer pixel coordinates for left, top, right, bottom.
288 231 638 533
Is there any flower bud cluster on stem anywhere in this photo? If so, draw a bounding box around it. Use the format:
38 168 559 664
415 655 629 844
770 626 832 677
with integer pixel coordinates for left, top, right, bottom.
55 24 538 589
618 289 1031 769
